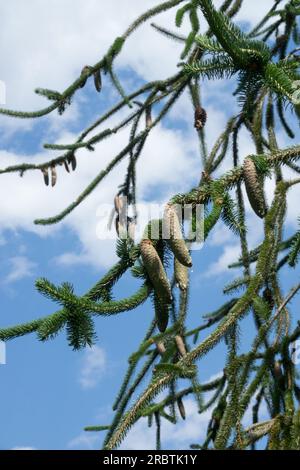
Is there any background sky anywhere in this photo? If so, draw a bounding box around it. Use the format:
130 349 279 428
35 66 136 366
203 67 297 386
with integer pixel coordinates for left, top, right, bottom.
0 0 299 450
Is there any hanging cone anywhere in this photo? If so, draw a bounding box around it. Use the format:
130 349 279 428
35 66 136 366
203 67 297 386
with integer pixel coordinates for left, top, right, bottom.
174 258 189 291
177 397 186 420
51 165 57 187
243 157 267 219
41 167 49 186
94 69 102 93
164 204 192 267
175 335 187 357
194 106 207 130
140 239 172 303
115 216 134 241
263 286 274 309
68 153 77 171
114 195 125 214
154 295 169 333
80 65 91 88
140 239 172 320
274 361 283 381
64 160 70 173
145 106 152 128
156 341 166 355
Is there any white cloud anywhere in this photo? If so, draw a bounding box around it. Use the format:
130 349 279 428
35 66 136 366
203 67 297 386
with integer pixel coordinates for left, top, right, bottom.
235 0 286 28
68 433 99 450
207 223 234 247
0 118 200 269
120 398 212 450
11 446 36 450
205 244 241 278
68 368 269 451
121 393 269 450
0 1 177 111
3 256 36 284
210 0 283 30
79 346 107 389
0 0 298 275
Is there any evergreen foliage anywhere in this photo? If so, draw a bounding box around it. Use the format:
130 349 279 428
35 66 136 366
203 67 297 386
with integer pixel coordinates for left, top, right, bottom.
1 0 300 450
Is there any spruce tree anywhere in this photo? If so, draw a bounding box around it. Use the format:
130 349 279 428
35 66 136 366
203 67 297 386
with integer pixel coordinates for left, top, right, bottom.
1 0 300 450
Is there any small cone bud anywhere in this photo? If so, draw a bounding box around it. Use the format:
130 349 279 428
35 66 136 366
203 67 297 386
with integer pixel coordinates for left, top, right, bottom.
71 156 77 171
156 341 166 355
41 168 49 186
243 157 267 219
69 155 77 171
68 154 77 171
194 106 207 130
274 361 283 381
145 106 152 128
115 216 121 237
114 195 125 214
140 239 172 307
80 65 91 88
175 335 187 357
51 165 57 187
263 287 274 309
164 204 192 267
94 69 102 93
64 160 70 173
177 397 186 420
174 258 188 291
276 34 288 46
115 216 134 241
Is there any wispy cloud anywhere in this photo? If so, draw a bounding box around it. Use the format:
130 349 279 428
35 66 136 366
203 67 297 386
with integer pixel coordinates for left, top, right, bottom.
79 346 107 390
205 245 241 278
3 256 36 284
120 398 213 450
121 392 269 450
68 369 268 450
68 433 99 450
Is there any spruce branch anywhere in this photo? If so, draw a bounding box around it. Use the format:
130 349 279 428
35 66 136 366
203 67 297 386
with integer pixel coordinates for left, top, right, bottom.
1 0 300 451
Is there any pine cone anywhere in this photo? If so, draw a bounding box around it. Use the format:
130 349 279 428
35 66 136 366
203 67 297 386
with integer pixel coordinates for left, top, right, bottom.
115 215 135 241
276 34 288 46
164 204 192 267
140 239 172 306
114 195 125 214
68 153 77 171
243 157 267 219
94 69 102 93
156 341 166 355
174 258 188 291
145 106 152 128
177 397 186 420
274 361 283 381
175 335 187 357
51 165 57 187
41 167 49 186
154 297 169 333
263 286 274 309
80 65 92 88
194 106 207 130
64 160 70 173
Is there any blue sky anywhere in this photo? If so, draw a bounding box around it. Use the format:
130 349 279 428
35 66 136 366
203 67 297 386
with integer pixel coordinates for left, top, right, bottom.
0 0 299 450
